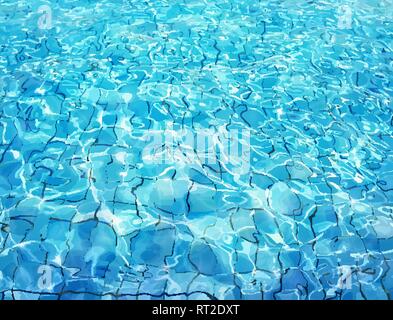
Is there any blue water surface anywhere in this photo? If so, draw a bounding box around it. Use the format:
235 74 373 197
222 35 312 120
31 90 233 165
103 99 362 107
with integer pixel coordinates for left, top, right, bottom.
0 0 393 300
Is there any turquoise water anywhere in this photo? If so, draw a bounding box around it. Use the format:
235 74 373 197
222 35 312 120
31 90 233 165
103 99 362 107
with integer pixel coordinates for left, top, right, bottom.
0 0 393 300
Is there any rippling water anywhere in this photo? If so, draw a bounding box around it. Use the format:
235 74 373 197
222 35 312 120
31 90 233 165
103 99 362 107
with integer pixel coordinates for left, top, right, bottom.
0 0 393 300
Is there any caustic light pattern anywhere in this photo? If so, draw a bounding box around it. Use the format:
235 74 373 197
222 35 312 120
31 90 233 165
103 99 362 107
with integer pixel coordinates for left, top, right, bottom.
0 0 393 300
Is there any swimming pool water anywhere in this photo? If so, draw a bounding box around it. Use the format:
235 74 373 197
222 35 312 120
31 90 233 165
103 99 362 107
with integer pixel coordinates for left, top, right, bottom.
0 0 393 300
